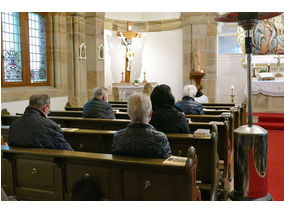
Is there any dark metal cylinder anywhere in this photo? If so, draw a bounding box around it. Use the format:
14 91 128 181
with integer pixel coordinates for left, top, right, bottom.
233 125 268 199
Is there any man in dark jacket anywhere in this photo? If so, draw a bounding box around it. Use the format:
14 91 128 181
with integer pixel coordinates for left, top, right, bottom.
83 87 115 119
9 94 73 151
176 84 204 115
112 93 172 159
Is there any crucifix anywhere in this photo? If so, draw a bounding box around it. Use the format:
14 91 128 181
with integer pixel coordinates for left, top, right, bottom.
117 22 141 83
273 55 284 77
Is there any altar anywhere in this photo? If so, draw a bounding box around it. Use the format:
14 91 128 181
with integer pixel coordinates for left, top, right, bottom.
244 78 284 112
112 82 158 102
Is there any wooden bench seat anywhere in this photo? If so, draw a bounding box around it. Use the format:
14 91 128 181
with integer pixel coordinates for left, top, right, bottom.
61 108 232 117
1 125 218 201
1 114 229 199
1 145 201 201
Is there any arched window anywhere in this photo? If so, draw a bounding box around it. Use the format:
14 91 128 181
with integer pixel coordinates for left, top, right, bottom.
1 12 50 87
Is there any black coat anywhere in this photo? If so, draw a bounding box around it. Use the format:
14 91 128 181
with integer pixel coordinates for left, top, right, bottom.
149 104 191 134
176 96 204 115
112 123 172 159
82 98 115 119
8 107 73 151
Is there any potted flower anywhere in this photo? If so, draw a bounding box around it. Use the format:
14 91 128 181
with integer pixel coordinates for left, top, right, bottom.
134 80 139 86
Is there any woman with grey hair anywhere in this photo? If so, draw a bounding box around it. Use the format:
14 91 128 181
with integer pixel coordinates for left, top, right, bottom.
176 85 204 115
112 93 172 159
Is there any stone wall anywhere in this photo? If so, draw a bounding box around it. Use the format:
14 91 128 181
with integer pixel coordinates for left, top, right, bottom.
181 12 218 102
85 13 105 100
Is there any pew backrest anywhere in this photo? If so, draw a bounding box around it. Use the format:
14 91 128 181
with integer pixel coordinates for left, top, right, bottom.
1 145 201 201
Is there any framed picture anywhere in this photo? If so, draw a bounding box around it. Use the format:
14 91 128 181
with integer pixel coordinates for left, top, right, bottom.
79 42 87 60
98 42 104 60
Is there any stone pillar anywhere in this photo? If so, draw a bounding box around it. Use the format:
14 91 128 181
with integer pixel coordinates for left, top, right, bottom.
66 13 88 107
51 13 68 91
85 12 105 100
181 12 218 102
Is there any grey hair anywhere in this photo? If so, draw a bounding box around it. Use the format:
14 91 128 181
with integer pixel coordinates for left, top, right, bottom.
29 94 50 107
183 85 197 98
94 87 108 99
127 93 152 124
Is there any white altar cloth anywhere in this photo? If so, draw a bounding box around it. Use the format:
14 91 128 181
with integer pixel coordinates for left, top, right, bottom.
112 82 158 102
244 78 284 97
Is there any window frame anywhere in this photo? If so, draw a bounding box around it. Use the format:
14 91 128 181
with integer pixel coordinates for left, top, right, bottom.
1 12 50 87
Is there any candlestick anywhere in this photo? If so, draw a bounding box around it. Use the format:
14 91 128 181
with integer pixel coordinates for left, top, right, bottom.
231 94 235 103
142 72 147 83
253 67 256 77
231 85 234 95
120 72 125 83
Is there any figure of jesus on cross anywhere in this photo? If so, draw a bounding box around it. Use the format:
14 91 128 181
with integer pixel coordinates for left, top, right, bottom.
117 22 141 83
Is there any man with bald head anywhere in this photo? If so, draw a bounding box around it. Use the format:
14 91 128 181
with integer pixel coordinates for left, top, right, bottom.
9 94 73 151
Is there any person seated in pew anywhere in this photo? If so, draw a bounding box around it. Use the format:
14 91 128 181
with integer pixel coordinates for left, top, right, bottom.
143 83 153 96
176 84 204 115
82 87 115 119
71 177 101 201
149 84 190 133
112 93 172 159
8 94 73 151
194 84 209 104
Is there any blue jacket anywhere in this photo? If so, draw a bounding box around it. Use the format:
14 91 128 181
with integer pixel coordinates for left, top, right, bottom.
9 107 73 151
83 98 115 119
112 123 172 159
176 96 204 115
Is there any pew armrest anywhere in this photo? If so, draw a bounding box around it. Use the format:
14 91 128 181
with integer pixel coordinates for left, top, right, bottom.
209 125 219 201
186 146 201 201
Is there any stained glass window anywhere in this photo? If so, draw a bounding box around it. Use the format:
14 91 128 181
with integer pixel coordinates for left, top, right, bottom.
29 13 47 83
1 12 23 82
1 12 49 87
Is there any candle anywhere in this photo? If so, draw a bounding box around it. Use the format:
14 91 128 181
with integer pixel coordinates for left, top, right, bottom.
231 85 234 95
253 63 255 68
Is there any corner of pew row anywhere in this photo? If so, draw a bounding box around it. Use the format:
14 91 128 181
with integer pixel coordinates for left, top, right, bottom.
186 146 202 201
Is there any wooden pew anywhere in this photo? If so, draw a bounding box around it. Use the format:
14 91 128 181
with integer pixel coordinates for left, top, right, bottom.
62 127 219 201
1 145 201 201
46 111 130 120
202 102 246 126
2 115 130 131
109 101 127 105
48 109 232 119
1 114 229 198
189 121 232 198
1 124 218 200
186 114 235 184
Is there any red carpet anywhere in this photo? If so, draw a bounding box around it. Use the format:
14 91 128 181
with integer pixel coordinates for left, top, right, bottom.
268 130 284 201
251 113 284 130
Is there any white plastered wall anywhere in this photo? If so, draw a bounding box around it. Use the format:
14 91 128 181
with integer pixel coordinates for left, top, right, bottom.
1 96 68 115
216 54 247 104
104 29 184 101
